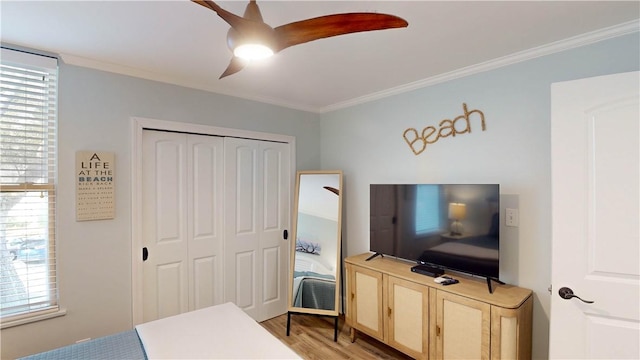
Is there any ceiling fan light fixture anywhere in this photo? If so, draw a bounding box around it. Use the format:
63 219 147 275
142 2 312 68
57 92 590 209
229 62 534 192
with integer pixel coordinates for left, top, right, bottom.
233 43 274 60
192 0 409 77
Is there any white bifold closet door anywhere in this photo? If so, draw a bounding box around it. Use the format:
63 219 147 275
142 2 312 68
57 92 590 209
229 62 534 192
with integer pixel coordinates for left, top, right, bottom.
142 130 224 322
141 130 290 323
224 137 290 322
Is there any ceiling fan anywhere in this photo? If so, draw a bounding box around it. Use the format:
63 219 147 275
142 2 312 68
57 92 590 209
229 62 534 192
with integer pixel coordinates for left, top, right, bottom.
192 0 409 78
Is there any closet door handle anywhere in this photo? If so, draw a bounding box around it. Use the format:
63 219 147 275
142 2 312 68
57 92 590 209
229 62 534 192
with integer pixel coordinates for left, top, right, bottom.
142 247 148 261
283 229 288 240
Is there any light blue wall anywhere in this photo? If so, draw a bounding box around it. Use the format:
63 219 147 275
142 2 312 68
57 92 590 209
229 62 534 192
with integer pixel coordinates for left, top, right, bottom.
2 31 637 360
320 32 639 358
1 64 322 359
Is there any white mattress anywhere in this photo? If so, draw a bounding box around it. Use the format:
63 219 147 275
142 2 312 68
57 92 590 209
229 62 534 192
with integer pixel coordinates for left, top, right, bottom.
135 302 301 359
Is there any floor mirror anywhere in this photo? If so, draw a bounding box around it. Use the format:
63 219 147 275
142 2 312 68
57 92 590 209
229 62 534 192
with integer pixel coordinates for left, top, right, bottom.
286 170 343 341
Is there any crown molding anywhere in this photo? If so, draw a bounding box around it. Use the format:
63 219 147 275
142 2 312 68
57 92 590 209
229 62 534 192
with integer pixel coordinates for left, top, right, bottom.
59 53 319 113
61 20 638 114
319 20 640 113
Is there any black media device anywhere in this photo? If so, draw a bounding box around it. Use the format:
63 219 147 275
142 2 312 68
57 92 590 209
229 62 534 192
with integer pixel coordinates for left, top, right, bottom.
411 264 444 277
369 184 502 293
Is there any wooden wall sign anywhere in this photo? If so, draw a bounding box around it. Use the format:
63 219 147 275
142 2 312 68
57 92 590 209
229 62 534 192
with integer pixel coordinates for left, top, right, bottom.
403 103 486 155
76 151 115 221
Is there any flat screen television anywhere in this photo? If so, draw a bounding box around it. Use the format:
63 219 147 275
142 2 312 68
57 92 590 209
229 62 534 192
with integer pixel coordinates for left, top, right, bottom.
369 184 500 284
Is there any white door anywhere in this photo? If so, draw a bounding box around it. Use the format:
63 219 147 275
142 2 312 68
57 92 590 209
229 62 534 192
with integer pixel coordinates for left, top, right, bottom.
224 137 291 322
550 72 639 358
141 130 224 322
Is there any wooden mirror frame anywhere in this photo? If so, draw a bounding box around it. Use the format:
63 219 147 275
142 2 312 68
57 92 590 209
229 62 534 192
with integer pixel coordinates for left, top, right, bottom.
287 170 343 318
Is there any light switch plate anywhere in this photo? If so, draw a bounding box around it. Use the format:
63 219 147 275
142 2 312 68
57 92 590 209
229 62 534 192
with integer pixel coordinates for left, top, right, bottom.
506 208 519 227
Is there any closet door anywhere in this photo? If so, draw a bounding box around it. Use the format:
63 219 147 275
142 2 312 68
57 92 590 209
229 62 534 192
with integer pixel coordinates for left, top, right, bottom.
187 134 224 310
224 138 291 321
141 130 224 322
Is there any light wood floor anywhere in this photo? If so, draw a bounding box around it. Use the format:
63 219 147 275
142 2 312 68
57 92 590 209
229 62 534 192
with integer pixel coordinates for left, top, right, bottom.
260 313 413 360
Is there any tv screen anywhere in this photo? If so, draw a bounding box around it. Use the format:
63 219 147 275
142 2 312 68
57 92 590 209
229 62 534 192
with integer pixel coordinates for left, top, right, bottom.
370 184 500 279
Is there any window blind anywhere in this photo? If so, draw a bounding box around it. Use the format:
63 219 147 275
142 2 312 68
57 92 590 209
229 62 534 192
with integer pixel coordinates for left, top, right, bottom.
0 47 59 322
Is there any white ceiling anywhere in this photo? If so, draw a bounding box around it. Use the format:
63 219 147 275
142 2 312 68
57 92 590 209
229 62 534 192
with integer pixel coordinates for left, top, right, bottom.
2 1 638 113
298 173 340 221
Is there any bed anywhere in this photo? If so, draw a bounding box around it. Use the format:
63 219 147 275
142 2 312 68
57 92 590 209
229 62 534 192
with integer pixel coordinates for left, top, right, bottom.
417 210 500 279
418 235 499 278
20 302 301 360
292 252 336 310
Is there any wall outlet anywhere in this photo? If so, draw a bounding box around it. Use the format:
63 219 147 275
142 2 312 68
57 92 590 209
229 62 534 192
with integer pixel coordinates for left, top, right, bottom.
506 208 519 227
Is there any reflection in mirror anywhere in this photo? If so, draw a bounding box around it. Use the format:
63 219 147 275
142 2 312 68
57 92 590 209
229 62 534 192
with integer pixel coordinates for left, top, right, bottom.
288 171 342 317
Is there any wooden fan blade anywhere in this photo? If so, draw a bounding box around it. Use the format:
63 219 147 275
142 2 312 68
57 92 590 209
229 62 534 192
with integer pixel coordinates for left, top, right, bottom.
323 186 340 196
273 13 408 52
192 0 256 32
219 57 248 79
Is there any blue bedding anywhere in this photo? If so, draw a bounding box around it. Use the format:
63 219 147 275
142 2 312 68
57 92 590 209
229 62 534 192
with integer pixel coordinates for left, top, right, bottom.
19 329 147 360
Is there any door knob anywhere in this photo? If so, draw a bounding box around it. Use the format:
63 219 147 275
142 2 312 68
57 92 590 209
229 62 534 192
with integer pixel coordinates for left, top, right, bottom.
558 287 594 304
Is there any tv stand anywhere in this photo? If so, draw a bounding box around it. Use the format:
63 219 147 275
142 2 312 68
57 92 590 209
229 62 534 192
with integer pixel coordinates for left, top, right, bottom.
345 253 533 359
486 277 505 294
365 252 384 261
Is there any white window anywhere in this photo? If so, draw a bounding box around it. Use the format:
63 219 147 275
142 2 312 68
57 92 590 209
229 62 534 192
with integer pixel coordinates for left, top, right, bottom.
415 184 441 234
0 47 60 326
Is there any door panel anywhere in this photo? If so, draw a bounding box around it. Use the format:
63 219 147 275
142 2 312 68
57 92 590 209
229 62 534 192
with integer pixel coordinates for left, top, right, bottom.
188 135 224 310
156 141 183 243
260 144 290 319
193 257 216 308
590 101 639 276
235 145 257 235
356 272 380 331
157 262 183 318
550 71 639 358
386 275 428 358
224 138 290 321
142 131 224 322
225 141 260 317
235 251 256 309
350 265 384 341
436 291 490 360
142 131 189 322
263 247 280 302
